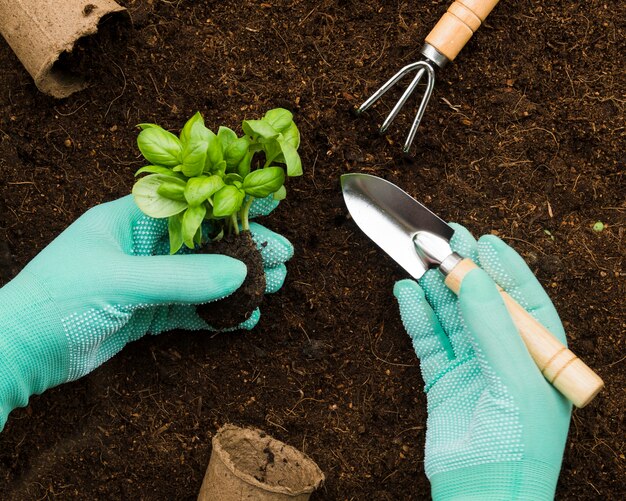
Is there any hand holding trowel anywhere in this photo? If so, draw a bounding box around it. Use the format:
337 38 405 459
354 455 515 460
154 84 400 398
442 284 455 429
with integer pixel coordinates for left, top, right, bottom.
341 173 604 408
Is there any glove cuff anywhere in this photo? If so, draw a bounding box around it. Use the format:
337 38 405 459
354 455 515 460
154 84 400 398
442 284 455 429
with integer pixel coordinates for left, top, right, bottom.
430 459 560 500
0 271 67 431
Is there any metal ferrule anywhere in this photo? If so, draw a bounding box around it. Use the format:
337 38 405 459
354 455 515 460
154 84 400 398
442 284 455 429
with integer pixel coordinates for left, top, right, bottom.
439 252 463 276
420 43 449 69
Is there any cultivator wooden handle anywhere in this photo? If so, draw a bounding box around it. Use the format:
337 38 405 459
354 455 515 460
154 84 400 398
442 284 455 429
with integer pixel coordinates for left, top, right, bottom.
425 0 501 61
445 258 605 408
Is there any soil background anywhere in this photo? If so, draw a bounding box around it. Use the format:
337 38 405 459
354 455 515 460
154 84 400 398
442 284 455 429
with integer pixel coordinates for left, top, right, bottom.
0 1 624 499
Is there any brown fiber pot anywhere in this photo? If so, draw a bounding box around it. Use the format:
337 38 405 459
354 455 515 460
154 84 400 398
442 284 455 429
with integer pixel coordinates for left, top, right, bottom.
198 424 325 501
0 0 127 98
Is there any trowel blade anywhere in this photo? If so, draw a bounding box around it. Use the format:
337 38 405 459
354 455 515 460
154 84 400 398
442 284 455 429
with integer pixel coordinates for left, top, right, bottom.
340 173 454 280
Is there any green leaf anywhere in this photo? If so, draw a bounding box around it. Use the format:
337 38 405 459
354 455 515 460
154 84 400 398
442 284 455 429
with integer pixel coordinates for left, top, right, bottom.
157 177 187 202
193 224 203 246
168 212 184 254
281 122 300 149
206 129 224 168
211 226 224 242
243 167 285 198
205 204 215 219
237 151 252 178
278 138 303 176
180 112 205 145
224 173 243 185
217 126 238 150
135 165 184 178
261 138 284 165
213 185 245 217
181 137 208 177
184 175 224 205
137 126 183 167
273 185 287 201
137 123 159 130
263 108 293 133
132 174 188 218
206 160 227 177
242 119 279 140
259 125 299 167
224 136 250 168
181 117 211 176
182 204 207 249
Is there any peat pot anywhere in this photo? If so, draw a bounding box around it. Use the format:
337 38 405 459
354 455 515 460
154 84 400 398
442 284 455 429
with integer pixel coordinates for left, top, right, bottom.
198 424 325 501
0 0 127 97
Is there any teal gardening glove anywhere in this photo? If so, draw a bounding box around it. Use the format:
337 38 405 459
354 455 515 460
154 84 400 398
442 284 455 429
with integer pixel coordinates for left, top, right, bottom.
0 195 293 431
394 224 571 500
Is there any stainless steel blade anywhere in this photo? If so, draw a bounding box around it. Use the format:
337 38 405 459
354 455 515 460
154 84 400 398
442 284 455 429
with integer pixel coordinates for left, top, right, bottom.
341 173 454 280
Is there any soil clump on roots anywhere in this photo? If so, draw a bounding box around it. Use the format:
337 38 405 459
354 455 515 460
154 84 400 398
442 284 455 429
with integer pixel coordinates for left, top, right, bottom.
197 232 265 329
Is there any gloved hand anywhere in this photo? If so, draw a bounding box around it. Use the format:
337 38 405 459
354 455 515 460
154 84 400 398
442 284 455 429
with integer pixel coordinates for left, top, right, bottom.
0 195 293 431
394 224 571 500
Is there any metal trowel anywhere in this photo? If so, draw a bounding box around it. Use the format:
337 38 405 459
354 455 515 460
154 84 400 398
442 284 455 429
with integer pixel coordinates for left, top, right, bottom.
341 173 603 408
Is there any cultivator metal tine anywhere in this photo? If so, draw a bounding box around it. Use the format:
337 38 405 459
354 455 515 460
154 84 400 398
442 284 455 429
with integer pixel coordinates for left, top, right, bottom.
379 67 427 134
356 61 424 114
356 59 437 153
403 62 436 152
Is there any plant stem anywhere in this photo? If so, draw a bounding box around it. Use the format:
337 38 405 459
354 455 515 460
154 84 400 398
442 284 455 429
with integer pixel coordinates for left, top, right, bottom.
264 151 279 168
230 213 240 236
241 196 255 231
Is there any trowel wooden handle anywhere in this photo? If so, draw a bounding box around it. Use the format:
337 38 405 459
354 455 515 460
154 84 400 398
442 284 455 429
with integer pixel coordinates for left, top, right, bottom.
445 258 604 408
425 0 500 61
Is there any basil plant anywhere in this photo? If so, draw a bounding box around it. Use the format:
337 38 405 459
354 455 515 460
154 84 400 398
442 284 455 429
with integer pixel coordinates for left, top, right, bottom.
132 108 302 254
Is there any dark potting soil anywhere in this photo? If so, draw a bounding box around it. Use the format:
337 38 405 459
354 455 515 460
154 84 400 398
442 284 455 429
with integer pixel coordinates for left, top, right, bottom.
0 1 624 500
54 10 131 82
196 231 266 329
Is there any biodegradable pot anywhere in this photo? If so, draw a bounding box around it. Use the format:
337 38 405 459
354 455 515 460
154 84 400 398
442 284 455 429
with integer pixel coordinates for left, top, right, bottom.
198 425 325 501
0 0 127 98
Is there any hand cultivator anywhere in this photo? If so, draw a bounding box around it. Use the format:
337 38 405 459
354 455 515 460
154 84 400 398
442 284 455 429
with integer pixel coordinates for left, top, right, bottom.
356 0 501 152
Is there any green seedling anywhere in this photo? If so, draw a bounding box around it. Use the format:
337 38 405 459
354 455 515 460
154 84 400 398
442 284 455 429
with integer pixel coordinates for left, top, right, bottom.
132 108 302 254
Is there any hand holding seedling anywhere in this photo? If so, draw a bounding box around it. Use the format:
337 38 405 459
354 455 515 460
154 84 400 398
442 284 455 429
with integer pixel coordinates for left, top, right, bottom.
394 225 571 500
0 110 299 432
131 108 301 327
